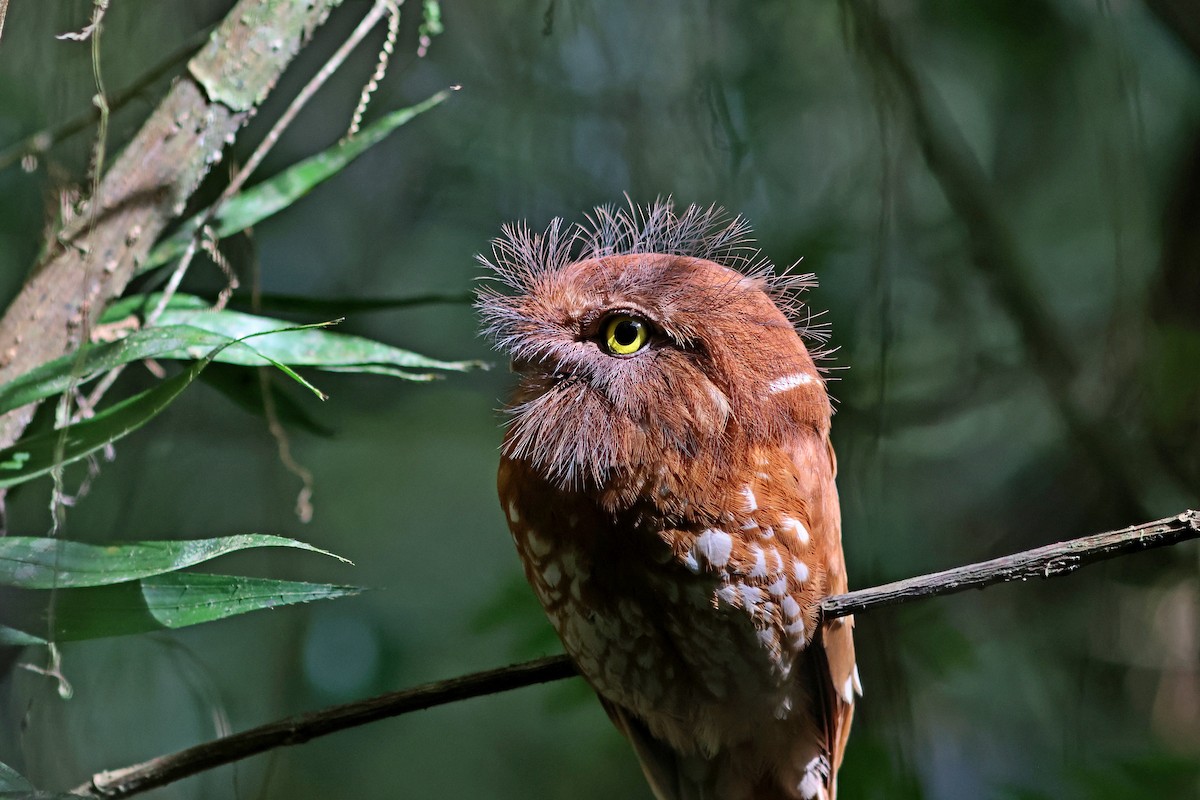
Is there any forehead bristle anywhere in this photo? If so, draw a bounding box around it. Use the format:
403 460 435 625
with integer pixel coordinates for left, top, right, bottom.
476 198 829 353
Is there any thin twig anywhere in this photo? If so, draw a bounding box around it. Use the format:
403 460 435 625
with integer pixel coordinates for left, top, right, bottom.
75 510 1199 799
141 0 390 320
219 0 390 205
63 2 390 436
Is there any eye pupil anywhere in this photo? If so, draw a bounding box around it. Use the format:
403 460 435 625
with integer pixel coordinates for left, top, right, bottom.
613 319 641 346
603 314 649 355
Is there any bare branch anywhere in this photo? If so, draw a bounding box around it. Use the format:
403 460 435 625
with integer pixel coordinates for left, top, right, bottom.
78 656 579 798
74 510 1199 799
821 509 1200 617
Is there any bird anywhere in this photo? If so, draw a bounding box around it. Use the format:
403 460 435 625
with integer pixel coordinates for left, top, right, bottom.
477 199 860 800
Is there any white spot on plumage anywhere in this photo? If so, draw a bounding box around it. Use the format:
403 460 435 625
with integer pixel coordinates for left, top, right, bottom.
740 519 758 531
757 627 777 648
682 549 701 574
841 673 856 704
716 584 739 606
780 517 810 545
532 582 555 605
793 558 810 583
786 618 807 637
747 545 768 578
527 530 552 558
798 755 830 799
767 547 783 573
739 584 765 608
769 372 815 394
741 486 758 512
781 595 801 620
766 576 789 596
542 562 562 586
696 529 733 568
852 663 864 696
506 500 520 524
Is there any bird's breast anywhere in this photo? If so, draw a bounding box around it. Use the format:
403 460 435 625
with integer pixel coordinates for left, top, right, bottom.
498 457 811 753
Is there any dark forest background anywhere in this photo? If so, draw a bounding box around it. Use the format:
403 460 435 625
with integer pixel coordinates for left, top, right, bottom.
0 1 1197 798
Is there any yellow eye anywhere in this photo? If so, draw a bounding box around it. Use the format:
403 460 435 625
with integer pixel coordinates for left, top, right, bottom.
602 314 650 356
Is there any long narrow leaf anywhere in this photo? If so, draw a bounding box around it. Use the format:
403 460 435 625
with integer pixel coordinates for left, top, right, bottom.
138 88 455 275
0 761 34 792
0 357 208 489
0 534 348 589
0 574 361 642
0 325 333 488
0 325 232 415
150 300 479 375
0 626 46 646
99 293 481 376
0 316 340 416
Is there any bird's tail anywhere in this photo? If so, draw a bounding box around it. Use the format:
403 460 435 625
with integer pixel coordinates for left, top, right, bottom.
604 702 838 800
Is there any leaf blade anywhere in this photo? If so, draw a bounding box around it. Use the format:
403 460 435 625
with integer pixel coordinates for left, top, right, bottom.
1 574 361 642
151 301 480 374
139 89 455 275
0 534 348 589
0 358 208 489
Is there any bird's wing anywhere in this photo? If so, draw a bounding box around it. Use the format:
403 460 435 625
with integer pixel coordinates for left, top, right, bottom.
786 433 858 796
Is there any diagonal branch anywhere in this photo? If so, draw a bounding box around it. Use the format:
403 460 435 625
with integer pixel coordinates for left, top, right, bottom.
0 0 344 449
75 510 1199 799
820 509 1198 616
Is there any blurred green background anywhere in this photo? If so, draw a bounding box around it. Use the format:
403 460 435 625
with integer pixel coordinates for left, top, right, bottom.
1 1 1198 798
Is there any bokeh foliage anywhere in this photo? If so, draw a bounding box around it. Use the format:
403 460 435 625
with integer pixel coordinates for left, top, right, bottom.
0 1 1197 798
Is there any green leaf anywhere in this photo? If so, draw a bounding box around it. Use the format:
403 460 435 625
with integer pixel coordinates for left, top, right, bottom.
0 534 348 589
0 625 46 645
101 292 209 322
0 324 333 488
0 324 234 416
138 88 456 275
98 294 481 377
148 297 479 375
0 573 361 642
0 357 208 489
0 760 34 792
